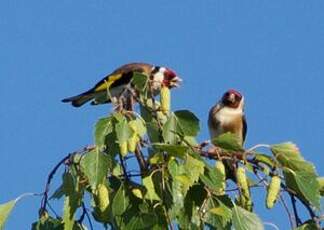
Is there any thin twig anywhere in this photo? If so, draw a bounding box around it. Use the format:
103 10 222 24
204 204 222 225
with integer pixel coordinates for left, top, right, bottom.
118 153 129 181
281 184 317 221
83 203 94 230
40 154 71 213
254 171 269 187
263 222 280 230
225 180 265 192
47 202 60 219
290 194 302 226
15 192 43 202
135 144 148 174
279 195 295 229
163 206 174 230
245 144 271 153
117 173 144 178
78 202 87 225
40 145 95 214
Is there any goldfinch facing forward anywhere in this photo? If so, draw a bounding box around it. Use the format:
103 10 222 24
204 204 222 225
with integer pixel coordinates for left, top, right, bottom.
208 89 247 145
62 63 181 107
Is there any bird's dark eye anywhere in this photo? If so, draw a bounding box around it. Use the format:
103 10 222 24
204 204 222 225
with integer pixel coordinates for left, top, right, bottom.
152 66 160 74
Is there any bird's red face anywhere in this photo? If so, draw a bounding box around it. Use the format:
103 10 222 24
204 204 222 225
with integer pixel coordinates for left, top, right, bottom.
163 68 182 88
151 66 182 89
221 89 243 108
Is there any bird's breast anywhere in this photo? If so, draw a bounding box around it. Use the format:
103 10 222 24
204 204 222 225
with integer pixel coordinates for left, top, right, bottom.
214 107 243 139
215 107 242 125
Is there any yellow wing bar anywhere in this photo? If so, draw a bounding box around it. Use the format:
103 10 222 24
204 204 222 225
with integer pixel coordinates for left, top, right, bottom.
94 73 123 92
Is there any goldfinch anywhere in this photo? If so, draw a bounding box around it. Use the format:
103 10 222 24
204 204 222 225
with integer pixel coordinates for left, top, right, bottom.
208 89 247 145
208 89 247 182
62 63 181 107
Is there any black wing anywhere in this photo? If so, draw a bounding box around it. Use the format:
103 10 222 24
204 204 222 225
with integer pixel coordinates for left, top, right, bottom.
242 115 247 143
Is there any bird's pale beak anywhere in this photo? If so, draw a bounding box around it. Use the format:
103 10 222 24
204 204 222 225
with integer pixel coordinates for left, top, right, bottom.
229 93 236 103
170 76 183 88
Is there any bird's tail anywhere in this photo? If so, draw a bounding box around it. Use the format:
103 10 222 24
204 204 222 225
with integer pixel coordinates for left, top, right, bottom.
62 90 95 107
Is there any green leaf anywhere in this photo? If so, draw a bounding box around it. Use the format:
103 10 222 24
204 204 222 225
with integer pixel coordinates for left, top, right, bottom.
174 110 200 136
232 205 264 230
168 160 190 210
212 132 243 152
31 216 64 230
162 113 178 145
146 121 162 143
129 118 146 137
183 136 198 147
283 168 321 209
94 117 113 147
181 184 207 229
271 142 316 174
112 184 129 216
140 99 168 126
143 173 161 201
152 143 188 158
80 147 109 190
139 104 153 122
0 200 16 230
148 152 164 165
295 220 318 230
104 130 120 158
62 172 81 230
271 142 299 156
131 188 144 199
200 164 224 192
112 112 126 122
205 196 233 229
1 194 42 230
209 200 232 222
50 184 65 200
271 142 320 209
132 72 148 92
115 119 133 143
254 153 275 169
184 154 205 185
73 222 88 230
318 177 324 196
125 212 158 229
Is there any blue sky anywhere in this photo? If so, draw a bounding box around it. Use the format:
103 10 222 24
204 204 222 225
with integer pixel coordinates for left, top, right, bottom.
1 0 324 229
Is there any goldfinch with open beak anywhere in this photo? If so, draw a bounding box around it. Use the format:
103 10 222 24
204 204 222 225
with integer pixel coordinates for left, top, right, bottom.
62 63 182 107
208 89 247 146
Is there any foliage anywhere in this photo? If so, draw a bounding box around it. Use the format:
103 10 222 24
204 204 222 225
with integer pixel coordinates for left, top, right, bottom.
0 73 322 229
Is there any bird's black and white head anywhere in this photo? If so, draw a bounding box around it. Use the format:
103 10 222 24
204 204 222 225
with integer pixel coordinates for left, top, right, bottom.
221 89 244 110
151 66 182 90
